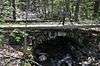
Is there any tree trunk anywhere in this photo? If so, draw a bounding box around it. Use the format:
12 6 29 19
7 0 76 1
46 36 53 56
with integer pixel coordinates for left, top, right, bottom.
74 0 80 22
0 0 3 16
12 0 16 21
51 0 54 18
65 0 70 21
93 0 100 18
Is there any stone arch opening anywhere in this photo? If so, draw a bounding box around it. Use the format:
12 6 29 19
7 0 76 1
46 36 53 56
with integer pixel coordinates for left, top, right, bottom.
35 35 80 66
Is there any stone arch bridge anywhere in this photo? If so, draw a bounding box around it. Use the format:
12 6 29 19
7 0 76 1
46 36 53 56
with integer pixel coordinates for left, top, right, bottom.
0 23 100 45
0 23 100 66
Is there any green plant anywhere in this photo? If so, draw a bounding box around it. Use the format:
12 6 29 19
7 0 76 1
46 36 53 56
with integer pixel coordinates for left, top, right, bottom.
10 29 25 45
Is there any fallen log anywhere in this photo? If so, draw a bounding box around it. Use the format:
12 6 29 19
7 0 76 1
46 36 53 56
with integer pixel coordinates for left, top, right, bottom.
0 24 100 30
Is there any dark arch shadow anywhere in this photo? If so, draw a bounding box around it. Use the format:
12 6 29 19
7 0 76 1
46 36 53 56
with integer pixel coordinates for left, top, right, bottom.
35 36 81 66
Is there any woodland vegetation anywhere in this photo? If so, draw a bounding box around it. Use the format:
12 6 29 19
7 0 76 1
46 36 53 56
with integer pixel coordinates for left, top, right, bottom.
0 0 100 23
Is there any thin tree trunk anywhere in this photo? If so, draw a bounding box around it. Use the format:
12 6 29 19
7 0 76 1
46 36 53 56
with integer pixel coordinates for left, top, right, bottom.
0 0 2 15
51 0 54 19
12 0 16 21
93 0 100 18
74 0 80 22
65 0 71 21
43 0 47 19
0 0 3 16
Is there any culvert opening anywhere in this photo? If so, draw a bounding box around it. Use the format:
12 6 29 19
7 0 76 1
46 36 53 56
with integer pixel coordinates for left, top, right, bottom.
35 36 80 66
